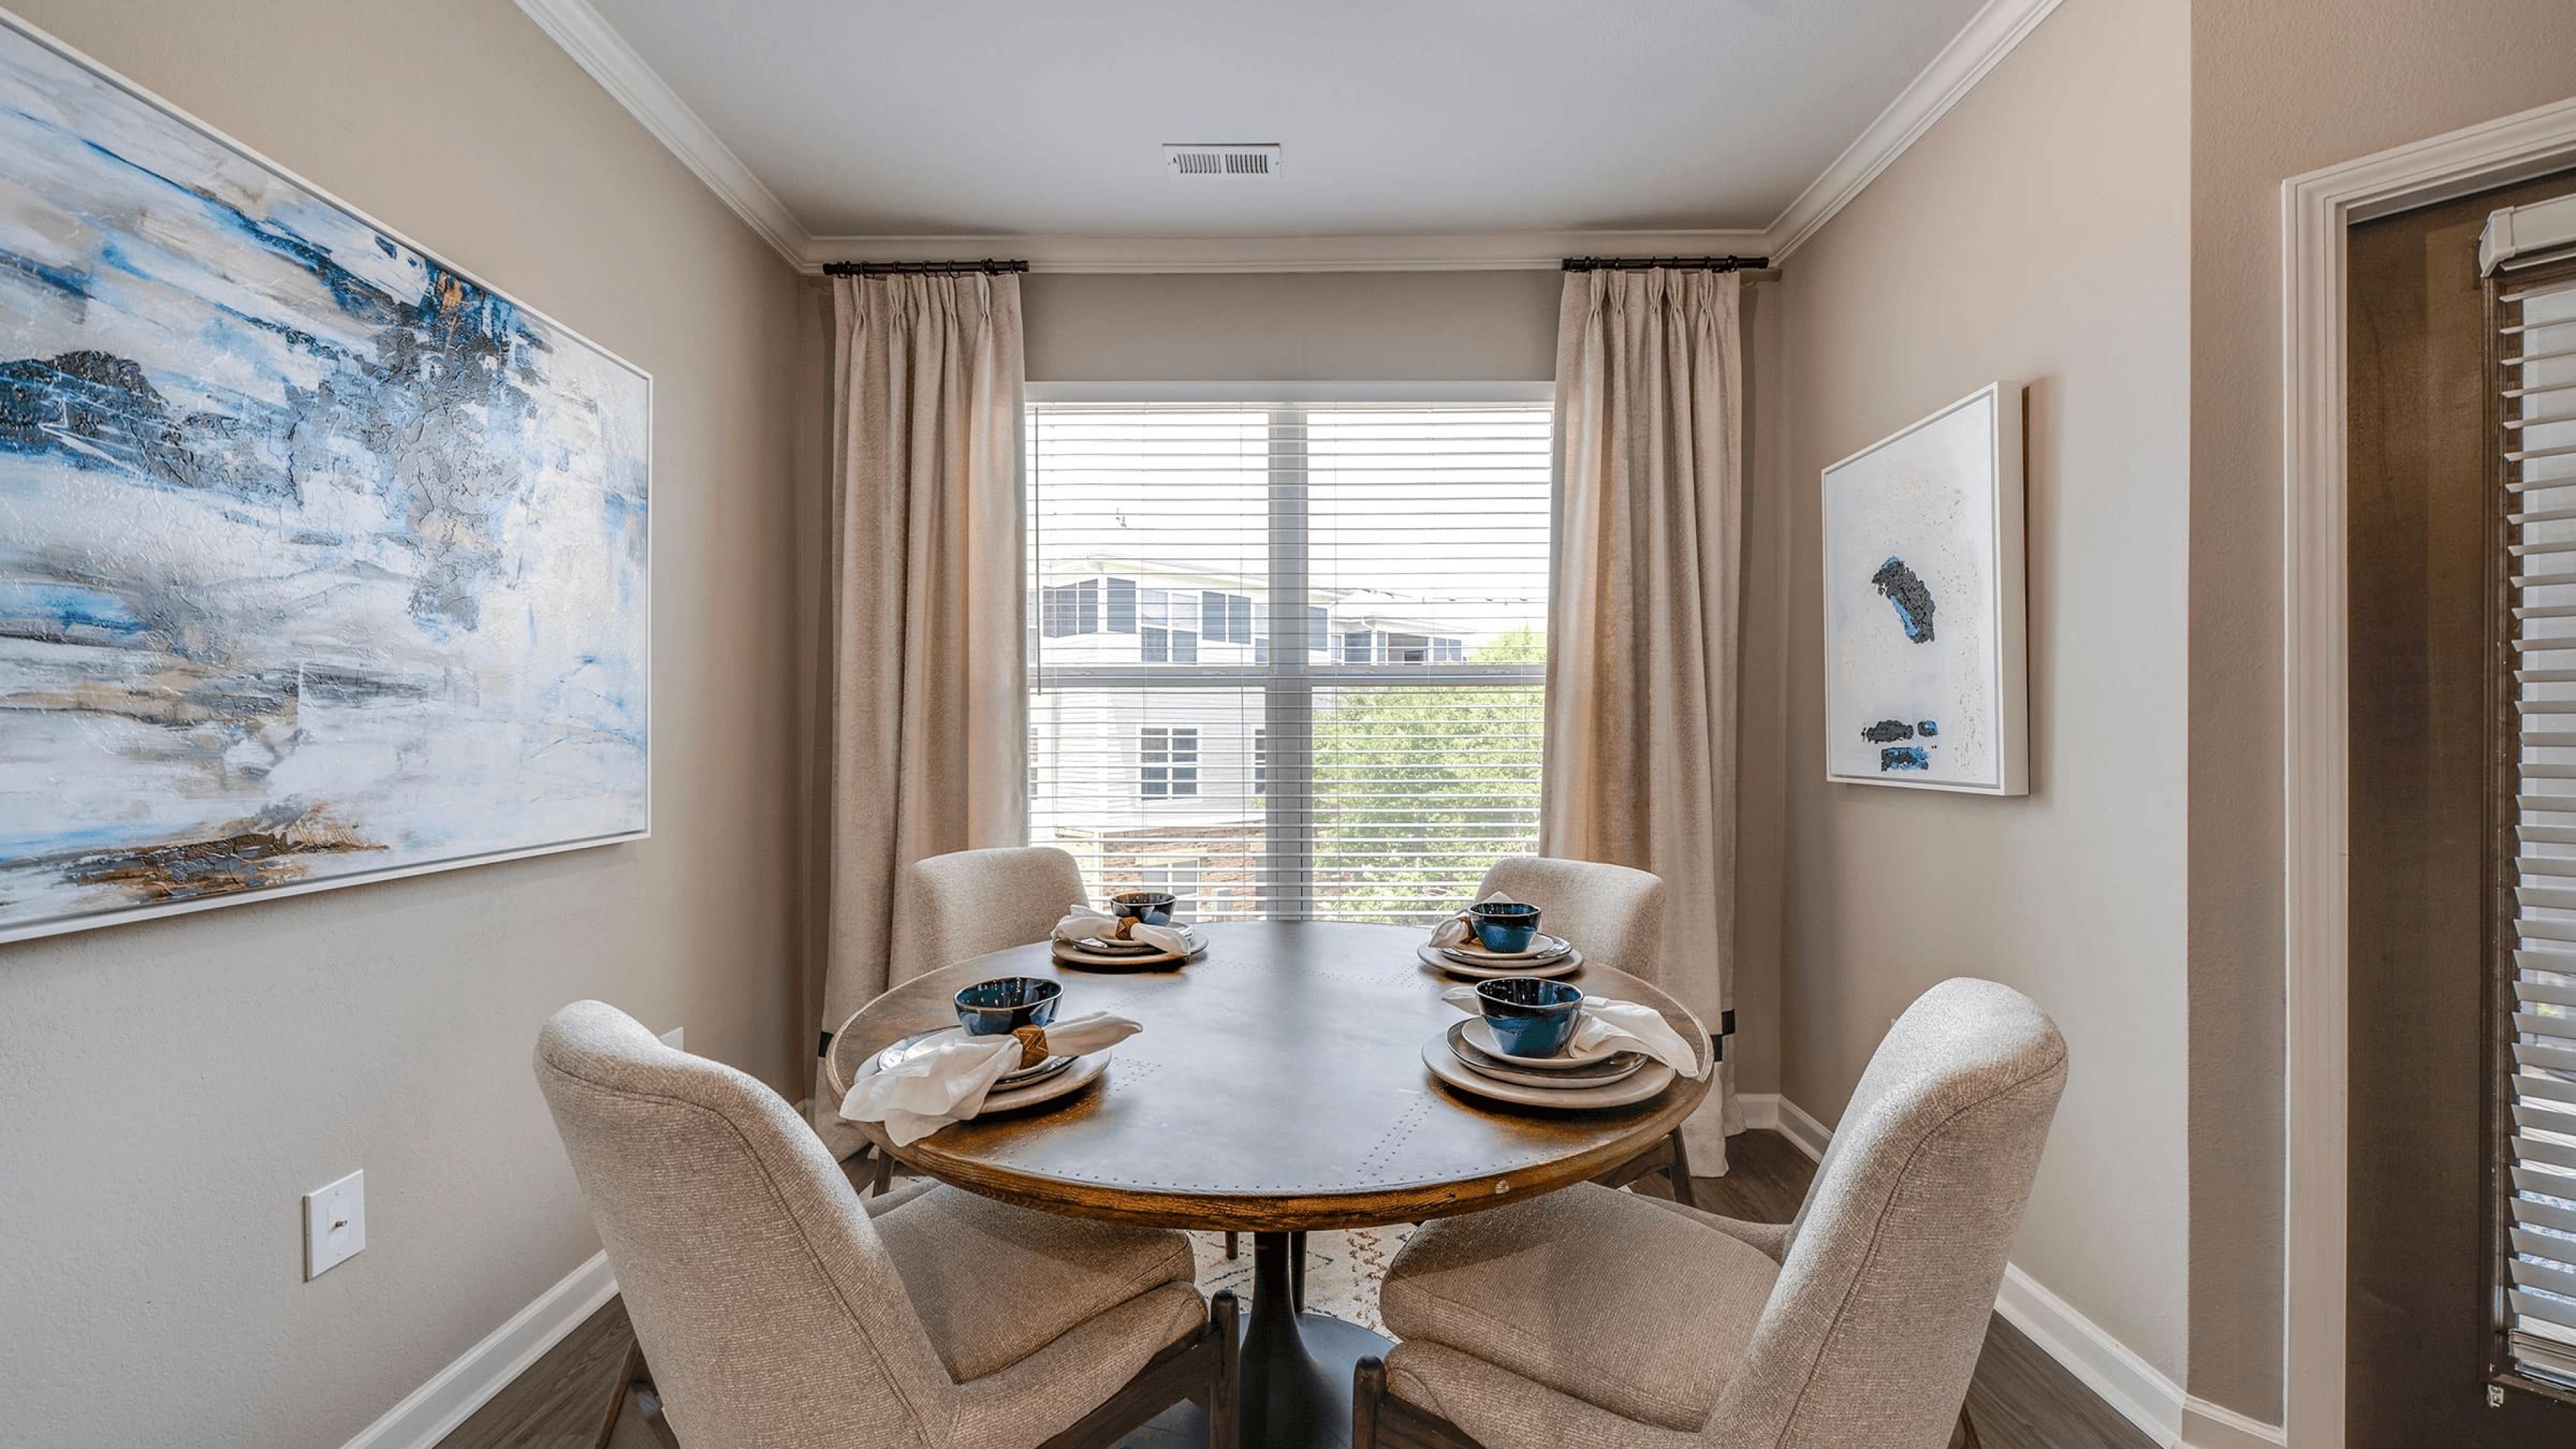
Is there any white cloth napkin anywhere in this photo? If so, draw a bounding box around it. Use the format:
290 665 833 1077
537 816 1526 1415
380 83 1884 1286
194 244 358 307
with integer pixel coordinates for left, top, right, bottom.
1429 891 1519 950
1052 902 1195 956
839 1011 1142 1146
1442 985 1707 1079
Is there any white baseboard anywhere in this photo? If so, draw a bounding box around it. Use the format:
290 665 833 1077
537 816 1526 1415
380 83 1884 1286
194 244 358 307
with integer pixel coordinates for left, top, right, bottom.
1994 1262 2183 1446
341 1250 618 1449
2182 1396 2290 1449
1757 1098 2257 1449
1774 1096 1834 1162
1737 1091 1780 1131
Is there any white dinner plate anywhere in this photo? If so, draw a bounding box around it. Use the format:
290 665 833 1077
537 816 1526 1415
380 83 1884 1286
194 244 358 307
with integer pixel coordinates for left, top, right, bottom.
1420 1033 1674 1110
1444 1022 1645 1088
873 1028 1075 1089
1054 939 1206 969
1456 1015 1625 1069
856 1033 1110 1121
1415 943 1582 980
1068 924 1201 956
1441 932 1573 963
979 1052 1108 1112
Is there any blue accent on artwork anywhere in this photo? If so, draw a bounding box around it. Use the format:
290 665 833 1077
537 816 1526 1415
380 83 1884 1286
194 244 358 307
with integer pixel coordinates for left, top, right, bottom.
1917 720 1939 738
0 25 650 933
0 580 152 641
1870 555 1937 643
1880 747 1931 771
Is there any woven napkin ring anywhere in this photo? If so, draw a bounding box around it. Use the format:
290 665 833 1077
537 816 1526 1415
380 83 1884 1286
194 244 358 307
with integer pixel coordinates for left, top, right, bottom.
1010 1024 1052 1069
1108 915 1136 941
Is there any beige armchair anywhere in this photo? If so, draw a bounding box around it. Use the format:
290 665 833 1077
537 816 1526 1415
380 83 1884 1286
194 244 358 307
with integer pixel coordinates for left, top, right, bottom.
1355 977 2068 1449
1473 855 1690 1204
535 1001 1237 1449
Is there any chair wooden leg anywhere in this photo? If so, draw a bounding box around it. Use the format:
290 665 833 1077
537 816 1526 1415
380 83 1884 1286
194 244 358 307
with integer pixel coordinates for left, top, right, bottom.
1353 1353 1487 1448
1949 1404 1982 1449
869 1148 894 1196
1353 1354 1387 1449
593 1339 642 1449
1665 1126 1699 1210
598 1340 682 1449
1225 1229 1238 1259
1038 1288 1240 1449
1207 1288 1240 1449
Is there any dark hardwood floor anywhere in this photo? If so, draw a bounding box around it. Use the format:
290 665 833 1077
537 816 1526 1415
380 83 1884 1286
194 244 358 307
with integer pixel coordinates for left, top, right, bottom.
438 1130 2155 1449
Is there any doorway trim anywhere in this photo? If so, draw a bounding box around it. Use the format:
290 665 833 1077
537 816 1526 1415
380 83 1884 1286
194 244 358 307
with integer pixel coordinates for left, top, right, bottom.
2283 93 2576 1449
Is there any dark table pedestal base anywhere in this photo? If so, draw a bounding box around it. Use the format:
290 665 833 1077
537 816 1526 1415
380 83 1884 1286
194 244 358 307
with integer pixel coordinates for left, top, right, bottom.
1123 1231 1395 1449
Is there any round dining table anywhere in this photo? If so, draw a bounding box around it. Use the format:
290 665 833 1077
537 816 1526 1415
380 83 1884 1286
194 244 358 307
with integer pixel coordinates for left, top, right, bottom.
835 920 1713 1449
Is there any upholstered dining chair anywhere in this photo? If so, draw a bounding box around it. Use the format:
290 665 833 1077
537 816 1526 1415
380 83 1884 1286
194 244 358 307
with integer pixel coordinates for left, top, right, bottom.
896 845 1091 978
841 845 1093 1194
535 1001 1238 1449
1353 977 2067 1449
1472 855 1691 1204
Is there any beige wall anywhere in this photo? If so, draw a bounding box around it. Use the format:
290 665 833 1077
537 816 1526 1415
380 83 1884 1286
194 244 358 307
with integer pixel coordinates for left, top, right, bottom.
1023 270 1560 382
2187 0 2576 1421
0 2 807 1444
1768 0 2192 1381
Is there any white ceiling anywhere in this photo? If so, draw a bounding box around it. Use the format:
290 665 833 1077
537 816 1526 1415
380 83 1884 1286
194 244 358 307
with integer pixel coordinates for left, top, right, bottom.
583 0 1993 241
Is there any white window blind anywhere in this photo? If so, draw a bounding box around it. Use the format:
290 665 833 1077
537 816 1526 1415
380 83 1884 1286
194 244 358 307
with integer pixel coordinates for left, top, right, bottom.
1025 400 1552 923
2501 262 2576 1391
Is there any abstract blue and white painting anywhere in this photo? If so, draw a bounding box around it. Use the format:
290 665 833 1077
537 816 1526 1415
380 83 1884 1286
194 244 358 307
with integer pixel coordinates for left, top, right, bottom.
1822 383 2026 795
0 17 649 943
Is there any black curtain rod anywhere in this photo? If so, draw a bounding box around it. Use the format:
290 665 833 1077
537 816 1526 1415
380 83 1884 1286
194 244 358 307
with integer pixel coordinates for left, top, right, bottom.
1561 254 1768 273
822 259 1029 276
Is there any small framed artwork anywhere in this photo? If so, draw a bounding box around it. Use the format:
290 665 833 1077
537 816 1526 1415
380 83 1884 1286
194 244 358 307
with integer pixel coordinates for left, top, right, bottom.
1821 382 2028 795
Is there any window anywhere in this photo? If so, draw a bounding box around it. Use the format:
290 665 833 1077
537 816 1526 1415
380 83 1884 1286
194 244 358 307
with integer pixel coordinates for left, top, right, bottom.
2491 254 2576 1391
1028 400 1551 922
1040 580 1102 637
1139 726 1198 799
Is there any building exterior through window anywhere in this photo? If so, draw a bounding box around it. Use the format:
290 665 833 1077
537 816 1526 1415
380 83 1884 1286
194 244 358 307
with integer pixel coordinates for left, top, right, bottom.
1026 400 1551 923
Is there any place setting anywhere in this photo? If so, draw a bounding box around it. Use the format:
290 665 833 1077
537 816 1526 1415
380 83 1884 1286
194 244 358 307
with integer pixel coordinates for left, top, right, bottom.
833 975 1142 1145
1414 892 1583 979
1419 976 1707 1110
1050 890 1210 969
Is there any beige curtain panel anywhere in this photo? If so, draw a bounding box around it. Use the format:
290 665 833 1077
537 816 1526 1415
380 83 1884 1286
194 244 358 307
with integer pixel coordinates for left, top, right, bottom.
1544 267 1744 1169
813 272 1028 1156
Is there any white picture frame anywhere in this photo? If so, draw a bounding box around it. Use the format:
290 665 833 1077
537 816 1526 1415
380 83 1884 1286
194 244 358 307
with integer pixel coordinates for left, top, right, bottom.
1821 382 2028 795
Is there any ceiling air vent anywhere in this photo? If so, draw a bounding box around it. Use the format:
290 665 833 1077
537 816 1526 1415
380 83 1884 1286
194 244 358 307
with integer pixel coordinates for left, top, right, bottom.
1163 143 1283 179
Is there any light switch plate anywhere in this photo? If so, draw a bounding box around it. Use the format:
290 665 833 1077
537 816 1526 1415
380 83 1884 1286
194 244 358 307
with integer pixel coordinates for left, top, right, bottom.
303 1169 365 1280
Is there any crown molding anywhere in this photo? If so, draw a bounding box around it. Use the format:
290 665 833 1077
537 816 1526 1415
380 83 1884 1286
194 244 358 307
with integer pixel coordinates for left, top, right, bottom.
802 228 1770 275
523 0 2062 274
513 0 811 262
1764 0 2064 262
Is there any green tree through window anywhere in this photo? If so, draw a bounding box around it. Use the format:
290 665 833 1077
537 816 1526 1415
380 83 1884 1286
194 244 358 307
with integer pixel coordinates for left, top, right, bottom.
1311 628 1546 921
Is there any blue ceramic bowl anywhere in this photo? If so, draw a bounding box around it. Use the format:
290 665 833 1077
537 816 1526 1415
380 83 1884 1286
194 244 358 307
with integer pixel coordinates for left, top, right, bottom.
1468 901 1542 954
1112 891 1178 927
1476 977 1583 1058
954 976 1062 1036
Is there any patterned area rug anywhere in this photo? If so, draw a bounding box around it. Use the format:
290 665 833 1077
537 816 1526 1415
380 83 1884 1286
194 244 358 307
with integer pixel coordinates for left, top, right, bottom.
1188 1228 1415 1334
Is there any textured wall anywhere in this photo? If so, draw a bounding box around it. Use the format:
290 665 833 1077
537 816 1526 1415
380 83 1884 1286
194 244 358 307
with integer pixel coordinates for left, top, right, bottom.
1766 0 2192 1381
0 2 807 1444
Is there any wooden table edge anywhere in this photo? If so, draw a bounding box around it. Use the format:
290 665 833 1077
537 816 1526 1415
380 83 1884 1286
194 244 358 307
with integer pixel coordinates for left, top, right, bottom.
855 1054 1714 1232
